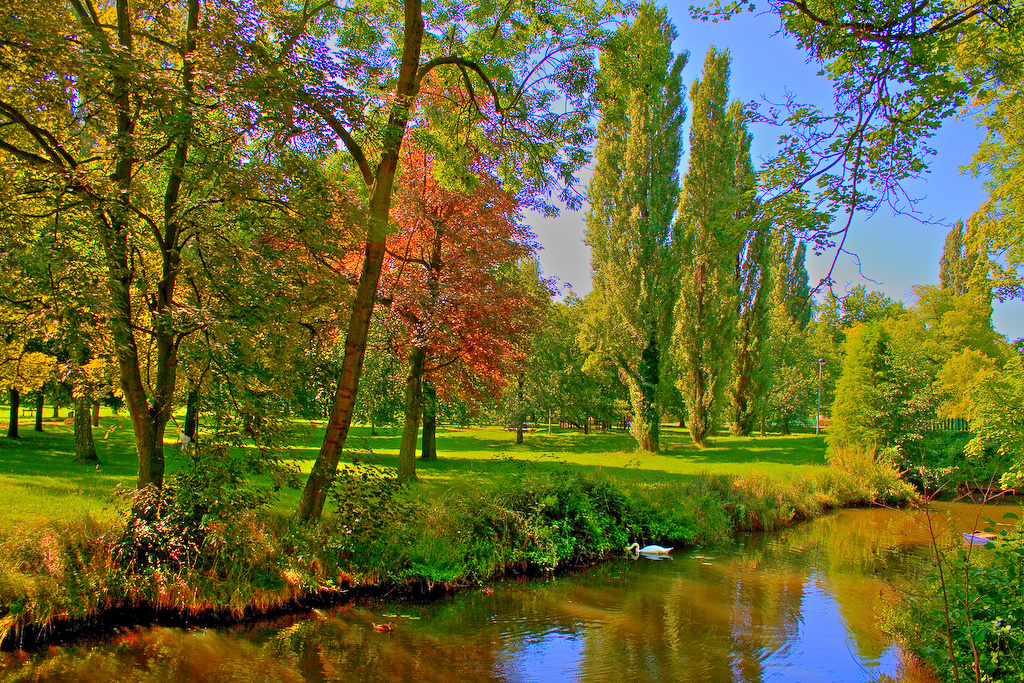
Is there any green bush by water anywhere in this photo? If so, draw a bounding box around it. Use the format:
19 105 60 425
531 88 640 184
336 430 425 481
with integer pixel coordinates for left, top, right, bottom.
887 512 1024 682
895 431 1008 495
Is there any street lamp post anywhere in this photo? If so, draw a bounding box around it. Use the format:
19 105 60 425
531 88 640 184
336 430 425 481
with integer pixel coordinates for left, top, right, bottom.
816 358 826 435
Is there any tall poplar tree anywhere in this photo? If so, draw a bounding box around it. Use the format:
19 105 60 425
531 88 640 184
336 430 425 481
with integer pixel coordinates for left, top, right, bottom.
673 47 741 447
939 220 982 296
725 103 774 436
582 3 687 453
772 235 813 330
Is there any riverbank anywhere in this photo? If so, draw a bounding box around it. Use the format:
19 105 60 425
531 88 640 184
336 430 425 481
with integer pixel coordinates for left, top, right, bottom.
10 504 980 682
0 424 917 650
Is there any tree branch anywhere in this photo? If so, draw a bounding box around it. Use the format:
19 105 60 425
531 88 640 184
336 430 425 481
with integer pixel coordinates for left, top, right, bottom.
298 92 374 186
416 56 505 115
0 100 79 168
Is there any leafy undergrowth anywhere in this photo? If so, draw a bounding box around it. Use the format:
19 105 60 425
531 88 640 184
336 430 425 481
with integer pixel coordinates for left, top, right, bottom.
0 453 916 649
884 510 1024 683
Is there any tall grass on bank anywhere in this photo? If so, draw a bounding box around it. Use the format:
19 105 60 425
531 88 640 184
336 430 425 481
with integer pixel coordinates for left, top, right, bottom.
0 452 915 648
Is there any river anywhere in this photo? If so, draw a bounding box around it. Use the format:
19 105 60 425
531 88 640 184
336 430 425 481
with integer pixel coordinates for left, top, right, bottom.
2 501 1020 682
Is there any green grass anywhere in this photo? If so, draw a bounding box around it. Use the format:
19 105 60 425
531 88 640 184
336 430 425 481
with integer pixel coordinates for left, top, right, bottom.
286 424 827 500
0 409 828 531
0 408 140 531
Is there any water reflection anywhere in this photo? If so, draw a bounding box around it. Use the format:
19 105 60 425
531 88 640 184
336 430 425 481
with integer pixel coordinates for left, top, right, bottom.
3 502 1019 682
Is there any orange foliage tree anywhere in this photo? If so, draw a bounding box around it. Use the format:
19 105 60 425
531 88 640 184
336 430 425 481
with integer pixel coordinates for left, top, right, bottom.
380 146 549 481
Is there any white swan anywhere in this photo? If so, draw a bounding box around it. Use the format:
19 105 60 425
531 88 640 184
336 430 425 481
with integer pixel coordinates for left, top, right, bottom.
627 542 673 555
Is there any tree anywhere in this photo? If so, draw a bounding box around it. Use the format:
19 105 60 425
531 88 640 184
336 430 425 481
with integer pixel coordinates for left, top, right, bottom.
827 317 936 452
694 0 1023 270
673 46 742 447
582 3 687 452
805 285 905 422
0 173 123 459
772 235 813 330
71 345 98 463
941 352 1024 487
940 220 983 296
837 286 906 329
916 277 1007 431
523 295 622 436
726 104 774 436
170 171 349 456
827 322 895 450
381 148 547 481
0 0 285 490
1 351 52 440
960 27 1024 305
491 259 559 446
764 235 816 434
352 311 405 436
291 0 619 520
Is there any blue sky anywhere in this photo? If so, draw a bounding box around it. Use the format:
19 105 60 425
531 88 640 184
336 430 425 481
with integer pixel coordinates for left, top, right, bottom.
527 2 1024 341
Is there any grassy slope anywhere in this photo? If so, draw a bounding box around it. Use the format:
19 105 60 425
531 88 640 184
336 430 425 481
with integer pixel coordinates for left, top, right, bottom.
0 409 827 532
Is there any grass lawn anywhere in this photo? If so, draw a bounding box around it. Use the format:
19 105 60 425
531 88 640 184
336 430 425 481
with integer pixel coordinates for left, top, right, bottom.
0 407 828 532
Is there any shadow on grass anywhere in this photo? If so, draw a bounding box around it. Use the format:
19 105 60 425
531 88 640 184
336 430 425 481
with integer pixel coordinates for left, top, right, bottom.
657 429 828 466
0 415 187 526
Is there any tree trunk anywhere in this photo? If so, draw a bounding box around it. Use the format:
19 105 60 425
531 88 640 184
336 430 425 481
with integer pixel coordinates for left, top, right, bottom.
91 0 190 493
780 420 791 436
91 400 100 427
295 0 426 522
72 345 98 462
622 336 660 452
687 368 711 447
7 388 19 439
515 376 524 445
397 346 427 481
760 416 766 437
53 403 60 419
74 393 99 463
729 369 751 436
34 392 44 432
183 384 200 444
420 380 437 460
584 419 589 435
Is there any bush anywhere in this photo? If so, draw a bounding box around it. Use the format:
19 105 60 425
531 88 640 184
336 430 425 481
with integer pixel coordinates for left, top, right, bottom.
890 512 1024 682
897 431 1006 494
825 444 918 505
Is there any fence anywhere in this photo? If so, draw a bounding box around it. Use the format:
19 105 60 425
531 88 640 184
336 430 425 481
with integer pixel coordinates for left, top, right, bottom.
927 418 970 432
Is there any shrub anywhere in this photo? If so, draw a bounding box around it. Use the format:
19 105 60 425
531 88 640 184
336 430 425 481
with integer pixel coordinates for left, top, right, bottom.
826 444 918 505
890 512 1024 682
